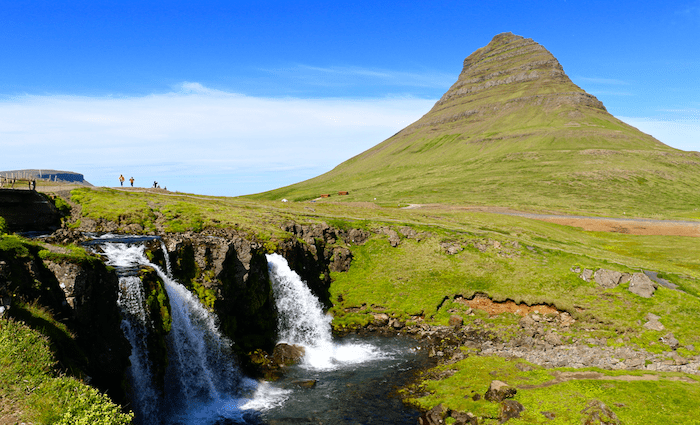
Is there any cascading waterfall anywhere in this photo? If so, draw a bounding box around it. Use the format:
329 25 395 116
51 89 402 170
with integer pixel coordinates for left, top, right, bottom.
100 240 259 424
266 253 384 370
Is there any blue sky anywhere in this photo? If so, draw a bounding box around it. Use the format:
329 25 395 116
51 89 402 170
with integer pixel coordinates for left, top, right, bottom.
1 1 698 196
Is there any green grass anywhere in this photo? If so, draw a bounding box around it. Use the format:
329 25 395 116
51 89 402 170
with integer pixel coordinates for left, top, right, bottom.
406 355 700 424
1 309 132 424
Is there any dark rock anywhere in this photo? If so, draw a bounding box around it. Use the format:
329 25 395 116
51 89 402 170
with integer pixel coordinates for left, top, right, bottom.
419 404 448 425
580 399 620 424
485 380 516 402
272 343 306 366
329 247 352 272
499 400 524 423
291 379 317 388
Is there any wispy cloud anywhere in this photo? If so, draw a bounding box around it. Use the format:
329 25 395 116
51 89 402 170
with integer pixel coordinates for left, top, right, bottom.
575 77 630 85
263 64 455 89
0 85 436 195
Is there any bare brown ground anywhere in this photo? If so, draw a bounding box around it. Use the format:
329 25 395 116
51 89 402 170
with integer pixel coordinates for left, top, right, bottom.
404 204 700 237
455 294 559 317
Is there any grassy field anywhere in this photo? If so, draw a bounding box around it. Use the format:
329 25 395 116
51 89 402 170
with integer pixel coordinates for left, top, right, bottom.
7 184 693 421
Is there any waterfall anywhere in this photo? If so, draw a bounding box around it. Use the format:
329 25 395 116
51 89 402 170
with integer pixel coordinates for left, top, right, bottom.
266 253 385 370
100 240 259 424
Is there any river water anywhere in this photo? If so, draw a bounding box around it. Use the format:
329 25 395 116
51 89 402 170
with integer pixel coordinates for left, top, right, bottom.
93 237 427 424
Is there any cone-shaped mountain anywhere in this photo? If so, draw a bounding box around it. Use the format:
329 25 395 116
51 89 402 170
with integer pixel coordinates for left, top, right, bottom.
254 33 700 217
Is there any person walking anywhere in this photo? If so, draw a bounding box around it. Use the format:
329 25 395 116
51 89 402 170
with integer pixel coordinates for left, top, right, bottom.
129 177 134 187
119 174 125 186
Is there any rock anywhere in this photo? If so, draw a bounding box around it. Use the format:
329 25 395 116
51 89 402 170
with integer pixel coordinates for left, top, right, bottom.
485 380 516 402
519 315 536 329
580 399 620 424
372 313 390 326
628 273 657 298
580 269 594 282
272 343 306 366
660 333 680 350
451 411 479 425
291 379 317 388
329 247 353 272
594 269 623 289
387 230 401 247
544 332 562 346
619 273 632 284
419 403 448 425
499 400 525 423
449 314 464 327
345 228 370 245
440 241 464 255
399 226 418 239
541 411 556 420
643 315 665 331
571 266 581 273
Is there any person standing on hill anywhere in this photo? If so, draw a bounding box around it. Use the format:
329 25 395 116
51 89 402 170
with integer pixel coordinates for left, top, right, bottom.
129 177 134 187
119 174 125 186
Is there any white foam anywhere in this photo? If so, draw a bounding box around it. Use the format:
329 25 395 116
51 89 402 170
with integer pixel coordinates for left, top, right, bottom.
240 382 292 411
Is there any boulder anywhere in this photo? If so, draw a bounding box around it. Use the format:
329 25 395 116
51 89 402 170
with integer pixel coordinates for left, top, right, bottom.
628 273 657 298
485 380 517 402
272 343 306 366
643 313 665 331
594 269 623 289
291 379 317 388
580 399 620 424
372 313 390 326
419 404 448 425
580 269 594 282
499 400 525 423
660 333 680 350
451 411 479 425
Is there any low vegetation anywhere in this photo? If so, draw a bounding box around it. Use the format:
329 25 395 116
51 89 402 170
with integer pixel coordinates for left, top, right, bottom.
0 304 132 424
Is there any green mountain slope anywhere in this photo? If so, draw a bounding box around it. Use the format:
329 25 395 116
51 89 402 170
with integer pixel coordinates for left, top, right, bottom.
252 33 700 219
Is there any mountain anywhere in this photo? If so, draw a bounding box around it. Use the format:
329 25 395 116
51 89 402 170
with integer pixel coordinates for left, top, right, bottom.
0 169 92 185
253 33 700 218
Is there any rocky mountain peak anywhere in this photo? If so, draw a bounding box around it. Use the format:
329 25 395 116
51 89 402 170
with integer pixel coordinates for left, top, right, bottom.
432 32 605 115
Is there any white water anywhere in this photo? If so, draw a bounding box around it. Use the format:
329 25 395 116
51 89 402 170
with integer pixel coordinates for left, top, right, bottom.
101 241 257 424
265 253 388 371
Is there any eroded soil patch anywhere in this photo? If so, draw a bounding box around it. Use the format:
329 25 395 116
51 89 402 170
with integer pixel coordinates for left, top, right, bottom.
455 293 559 317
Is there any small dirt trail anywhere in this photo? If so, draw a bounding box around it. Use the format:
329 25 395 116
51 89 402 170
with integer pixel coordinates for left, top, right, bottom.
403 204 700 237
518 371 699 390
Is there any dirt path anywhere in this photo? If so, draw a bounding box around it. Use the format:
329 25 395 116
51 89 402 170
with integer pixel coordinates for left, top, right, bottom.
518 370 699 390
404 204 700 237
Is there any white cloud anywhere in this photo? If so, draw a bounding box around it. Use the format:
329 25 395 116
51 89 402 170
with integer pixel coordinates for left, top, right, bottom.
576 77 629 85
264 64 456 89
0 86 436 195
618 116 700 152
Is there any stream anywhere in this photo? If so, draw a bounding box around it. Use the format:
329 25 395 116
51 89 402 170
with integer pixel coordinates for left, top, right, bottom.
91 236 428 424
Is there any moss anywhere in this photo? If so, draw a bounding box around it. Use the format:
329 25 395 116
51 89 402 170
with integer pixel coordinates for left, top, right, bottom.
139 267 171 391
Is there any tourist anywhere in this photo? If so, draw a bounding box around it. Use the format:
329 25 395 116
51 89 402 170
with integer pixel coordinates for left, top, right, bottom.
129 177 134 187
119 174 125 186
